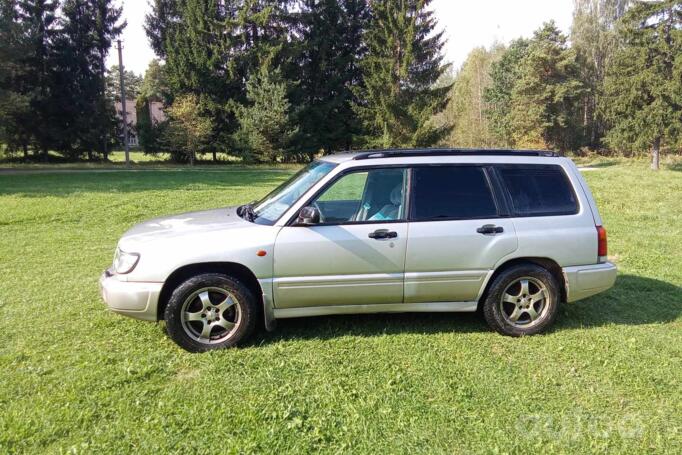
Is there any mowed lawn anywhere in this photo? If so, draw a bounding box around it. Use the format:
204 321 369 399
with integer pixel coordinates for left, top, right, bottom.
0 161 680 454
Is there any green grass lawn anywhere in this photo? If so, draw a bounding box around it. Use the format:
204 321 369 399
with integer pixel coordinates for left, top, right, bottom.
0 161 680 453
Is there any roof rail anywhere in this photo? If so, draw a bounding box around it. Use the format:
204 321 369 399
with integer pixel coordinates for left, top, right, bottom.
350 148 558 160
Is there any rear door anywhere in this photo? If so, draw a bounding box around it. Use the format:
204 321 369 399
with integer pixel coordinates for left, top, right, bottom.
493 164 595 266
404 165 518 303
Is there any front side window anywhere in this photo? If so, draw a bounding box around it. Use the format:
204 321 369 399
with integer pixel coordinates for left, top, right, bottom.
497 165 578 216
311 168 407 224
250 160 337 225
411 166 499 220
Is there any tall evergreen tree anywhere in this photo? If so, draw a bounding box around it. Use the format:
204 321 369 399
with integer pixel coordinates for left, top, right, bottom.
157 0 293 155
571 0 630 148
0 0 31 157
90 0 124 159
509 22 585 152
14 0 59 158
294 0 369 157
52 0 123 159
144 0 181 59
484 38 530 147
601 0 682 170
355 0 451 148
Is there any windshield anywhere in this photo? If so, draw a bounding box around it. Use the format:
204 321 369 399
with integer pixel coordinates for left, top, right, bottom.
247 160 337 225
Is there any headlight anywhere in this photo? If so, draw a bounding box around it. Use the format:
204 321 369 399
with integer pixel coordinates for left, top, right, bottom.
113 248 140 274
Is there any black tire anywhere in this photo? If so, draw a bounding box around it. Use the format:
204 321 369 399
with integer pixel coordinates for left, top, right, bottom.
482 264 560 337
164 273 258 352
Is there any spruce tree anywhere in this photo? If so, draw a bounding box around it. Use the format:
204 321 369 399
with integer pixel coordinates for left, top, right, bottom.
294 0 369 157
602 0 682 170
90 0 124 160
14 0 59 158
355 0 451 148
144 0 181 59
509 22 585 152
0 0 31 157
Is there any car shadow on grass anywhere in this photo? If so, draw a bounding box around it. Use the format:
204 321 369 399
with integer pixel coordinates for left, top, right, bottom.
555 274 682 331
252 274 681 344
263 311 488 343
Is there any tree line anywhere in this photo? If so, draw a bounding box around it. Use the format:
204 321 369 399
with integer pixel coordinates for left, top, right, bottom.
1 0 680 169
0 0 124 160
437 0 681 170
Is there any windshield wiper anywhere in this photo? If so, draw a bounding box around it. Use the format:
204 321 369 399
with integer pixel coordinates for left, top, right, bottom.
237 203 257 222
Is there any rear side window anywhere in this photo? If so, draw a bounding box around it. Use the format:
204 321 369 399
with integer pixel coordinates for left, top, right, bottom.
497 165 578 216
411 166 498 220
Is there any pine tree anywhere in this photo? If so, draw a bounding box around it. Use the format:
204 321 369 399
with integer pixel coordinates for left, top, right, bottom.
602 0 682 170
484 38 530 147
355 0 451 148
509 22 585 152
232 66 297 163
294 0 369 157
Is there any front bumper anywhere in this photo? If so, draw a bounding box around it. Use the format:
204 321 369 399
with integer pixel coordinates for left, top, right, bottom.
563 262 617 302
99 269 163 321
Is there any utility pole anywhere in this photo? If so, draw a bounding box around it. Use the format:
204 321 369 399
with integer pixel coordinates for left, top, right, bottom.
116 40 130 167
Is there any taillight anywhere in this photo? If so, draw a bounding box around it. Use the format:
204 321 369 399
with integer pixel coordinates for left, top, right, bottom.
596 225 608 260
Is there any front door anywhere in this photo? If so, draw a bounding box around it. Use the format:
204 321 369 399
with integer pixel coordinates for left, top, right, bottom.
404 165 518 303
273 168 409 309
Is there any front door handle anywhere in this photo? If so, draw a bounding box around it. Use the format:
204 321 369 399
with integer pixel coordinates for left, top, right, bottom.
369 229 398 240
477 224 504 235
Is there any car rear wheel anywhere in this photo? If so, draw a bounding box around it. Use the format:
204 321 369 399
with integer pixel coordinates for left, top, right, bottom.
482 264 560 336
164 274 258 352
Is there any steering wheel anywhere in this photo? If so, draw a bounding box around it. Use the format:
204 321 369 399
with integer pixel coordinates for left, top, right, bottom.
312 201 326 223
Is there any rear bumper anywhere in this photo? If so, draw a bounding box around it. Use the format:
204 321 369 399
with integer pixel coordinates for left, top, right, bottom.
563 262 617 302
99 270 162 321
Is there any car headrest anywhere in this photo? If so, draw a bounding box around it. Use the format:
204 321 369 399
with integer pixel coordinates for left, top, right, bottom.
390 184 403 206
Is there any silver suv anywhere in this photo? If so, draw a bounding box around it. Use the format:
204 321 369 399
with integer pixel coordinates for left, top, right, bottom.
100 149 617 352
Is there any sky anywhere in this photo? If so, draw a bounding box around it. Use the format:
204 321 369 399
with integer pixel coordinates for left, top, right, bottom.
107 0 575 76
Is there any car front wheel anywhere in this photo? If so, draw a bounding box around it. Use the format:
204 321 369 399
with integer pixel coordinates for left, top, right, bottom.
164 273 258 352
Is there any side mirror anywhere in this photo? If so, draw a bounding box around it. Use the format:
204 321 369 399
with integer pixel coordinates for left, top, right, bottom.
296 206 320 226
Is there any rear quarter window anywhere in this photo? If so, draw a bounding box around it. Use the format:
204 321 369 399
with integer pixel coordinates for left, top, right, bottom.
496 165 578 217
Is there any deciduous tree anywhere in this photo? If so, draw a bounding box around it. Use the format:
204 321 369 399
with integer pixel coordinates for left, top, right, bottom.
166 93 213 165
571 0 630 148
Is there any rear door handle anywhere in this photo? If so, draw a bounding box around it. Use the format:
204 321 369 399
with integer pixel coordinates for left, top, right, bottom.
369 229 398 240
476 224 504 235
